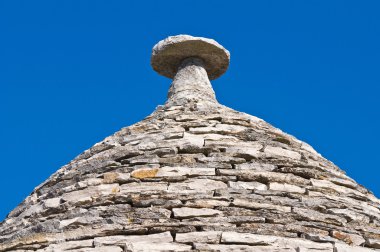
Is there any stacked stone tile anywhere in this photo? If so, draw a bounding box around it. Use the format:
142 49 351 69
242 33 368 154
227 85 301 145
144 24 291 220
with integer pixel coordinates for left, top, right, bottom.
1 35 379 251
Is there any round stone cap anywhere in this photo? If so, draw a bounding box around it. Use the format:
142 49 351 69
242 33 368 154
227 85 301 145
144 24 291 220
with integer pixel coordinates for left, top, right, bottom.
151 35 230 80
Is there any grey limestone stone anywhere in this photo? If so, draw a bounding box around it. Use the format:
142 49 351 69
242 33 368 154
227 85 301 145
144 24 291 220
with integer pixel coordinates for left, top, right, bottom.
232 198 292 213
156 166 215 177
93 232 173 246
38 239 94 251
367 238 380 249
168 178 227 194
334 243 377 252
151 34 230 80
228 181 267 191
194 243 296 251
43 197 62 209
268 182 306 194
175 231 222 243
125 242 192 252
172 207 222 219
184 199 230 208
74 247 123 252
235 162 276 171
264 145 302 160
221 232 333 250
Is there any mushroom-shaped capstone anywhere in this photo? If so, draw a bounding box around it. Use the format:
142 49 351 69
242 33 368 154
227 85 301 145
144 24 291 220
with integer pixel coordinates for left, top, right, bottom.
151 35 230 80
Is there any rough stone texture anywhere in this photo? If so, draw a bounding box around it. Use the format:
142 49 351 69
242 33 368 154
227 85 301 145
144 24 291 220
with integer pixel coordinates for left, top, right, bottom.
176 231 222 244
151 34 230 80
221 232 334 250
0 35 379 251
173 207 222 219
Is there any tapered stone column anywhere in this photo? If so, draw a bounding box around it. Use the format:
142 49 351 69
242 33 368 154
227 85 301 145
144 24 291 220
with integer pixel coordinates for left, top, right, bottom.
167 57 216 105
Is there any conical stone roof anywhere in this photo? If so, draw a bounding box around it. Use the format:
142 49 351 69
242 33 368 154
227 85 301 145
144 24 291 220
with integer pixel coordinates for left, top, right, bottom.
1 35 380 252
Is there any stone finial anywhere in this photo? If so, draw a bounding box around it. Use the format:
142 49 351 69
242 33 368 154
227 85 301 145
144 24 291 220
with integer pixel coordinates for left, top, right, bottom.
151 35 230 80
151 35 230 106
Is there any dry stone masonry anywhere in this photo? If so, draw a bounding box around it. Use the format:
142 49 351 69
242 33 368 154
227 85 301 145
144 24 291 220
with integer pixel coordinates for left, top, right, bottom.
1 35 379 251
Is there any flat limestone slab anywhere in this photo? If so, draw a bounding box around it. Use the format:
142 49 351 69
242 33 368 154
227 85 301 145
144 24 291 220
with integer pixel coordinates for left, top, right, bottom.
151 35 230 80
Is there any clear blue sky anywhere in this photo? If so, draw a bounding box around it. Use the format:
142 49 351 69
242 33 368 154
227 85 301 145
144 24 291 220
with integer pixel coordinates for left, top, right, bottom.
1 1 379 221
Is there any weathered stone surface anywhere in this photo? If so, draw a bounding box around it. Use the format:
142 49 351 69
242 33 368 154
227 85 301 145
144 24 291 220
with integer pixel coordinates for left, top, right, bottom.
198 153 245 164
327 208 370 223
120 182 168 193
228 181 267 190
184 199 230 208
238 223 297 238
366 238 380 249
232 198 292 213
103 172 132 184
235 162 276 171
293 207 347 226
156 166 215 177
125 242 192 251
94 232 173 246
285 223 330 238
310 179 366 199
264 146 301 160
219 170 310 185
62 183 120 205
331 230 365 246
334 243 377 252
225 145 262 159
39 239 94 251
168 178 227 194
131 168 159 179
74 246 123 252
128 155 159 165
172 207 222 218
268 182 305 194
180 132 205 149
190 124 247 135
194 243 295 251
43 197 61 209
151 34 230 80
228 215 266 224
176 231 222 243
221 232 333 250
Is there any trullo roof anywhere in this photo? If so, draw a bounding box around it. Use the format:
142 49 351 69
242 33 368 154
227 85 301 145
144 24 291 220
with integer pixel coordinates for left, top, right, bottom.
1 35 379 252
